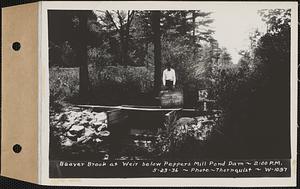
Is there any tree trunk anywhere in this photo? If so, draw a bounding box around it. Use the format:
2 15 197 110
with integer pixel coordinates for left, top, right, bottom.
123 23 130 66
192 11 196 37
144 42 149 68
119 27 125 65
75 11 89 103
151 11 162 95
192 10 197 58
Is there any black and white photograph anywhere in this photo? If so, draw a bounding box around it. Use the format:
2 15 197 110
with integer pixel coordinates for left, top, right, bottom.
45 2 296 182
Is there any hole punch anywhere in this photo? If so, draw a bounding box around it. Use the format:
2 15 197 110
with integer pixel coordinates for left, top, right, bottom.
13 144 22 153
12 42 21 51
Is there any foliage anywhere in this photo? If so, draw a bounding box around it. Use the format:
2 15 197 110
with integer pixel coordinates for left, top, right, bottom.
161 36 203 87
90 66 154 105
94 66 154 93
49 10 215 67
49 67 80 109
49 41 76 67
50 66 154 107
208 9 291 158
154 116 217 158
258 9 291 34
88 46 114 67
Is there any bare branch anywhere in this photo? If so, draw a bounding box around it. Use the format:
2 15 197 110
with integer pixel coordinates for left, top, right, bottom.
128 10 135 25
127 10 130 24
106 10 120 31
116 10 124 29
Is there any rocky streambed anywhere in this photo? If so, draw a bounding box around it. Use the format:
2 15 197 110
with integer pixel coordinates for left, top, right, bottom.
50 106 111 159
50 105 220 160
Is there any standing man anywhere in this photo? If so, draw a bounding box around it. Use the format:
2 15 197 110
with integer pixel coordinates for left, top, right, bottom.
162 63 176 90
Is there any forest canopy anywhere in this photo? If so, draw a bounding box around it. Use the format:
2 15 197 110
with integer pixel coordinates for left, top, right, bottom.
49 10 232 103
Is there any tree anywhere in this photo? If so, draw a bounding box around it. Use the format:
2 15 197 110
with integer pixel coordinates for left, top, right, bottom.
212 8 292 158
160 11 214 44
48 10 98 67
249 9 291 157
151 11 162 95
73 11 90 102
258 9 291 34
94 10 135 65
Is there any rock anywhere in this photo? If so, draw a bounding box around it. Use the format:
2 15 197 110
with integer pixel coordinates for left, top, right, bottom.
95 138 102 143
94 112 107 121
84 128 95 137
66 131 77 138
61 122 73 130
93 121 104 127
97 124 108 131
56 113 68 122
173 117 197 128
77 135 86 142
68 117 79 125
80 120 89 126
61 138 74 147
97 130 110 137
69 125 85 135
77 135 92 144
50 106 110 154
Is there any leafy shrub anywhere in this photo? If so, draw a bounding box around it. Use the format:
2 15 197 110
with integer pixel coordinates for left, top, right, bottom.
49 67 80 109
96 66 153 92
154 116 218 158
89 66 154 105
50 65 154 106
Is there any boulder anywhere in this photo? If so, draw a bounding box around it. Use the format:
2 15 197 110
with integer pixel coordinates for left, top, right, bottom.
61 122 73 130
97 124 108 131
94 112 107 121
61 138 74 147
66 131 77 138
84 128 95 137
69 125 85 135
96 130 110 137
50 106 110 154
